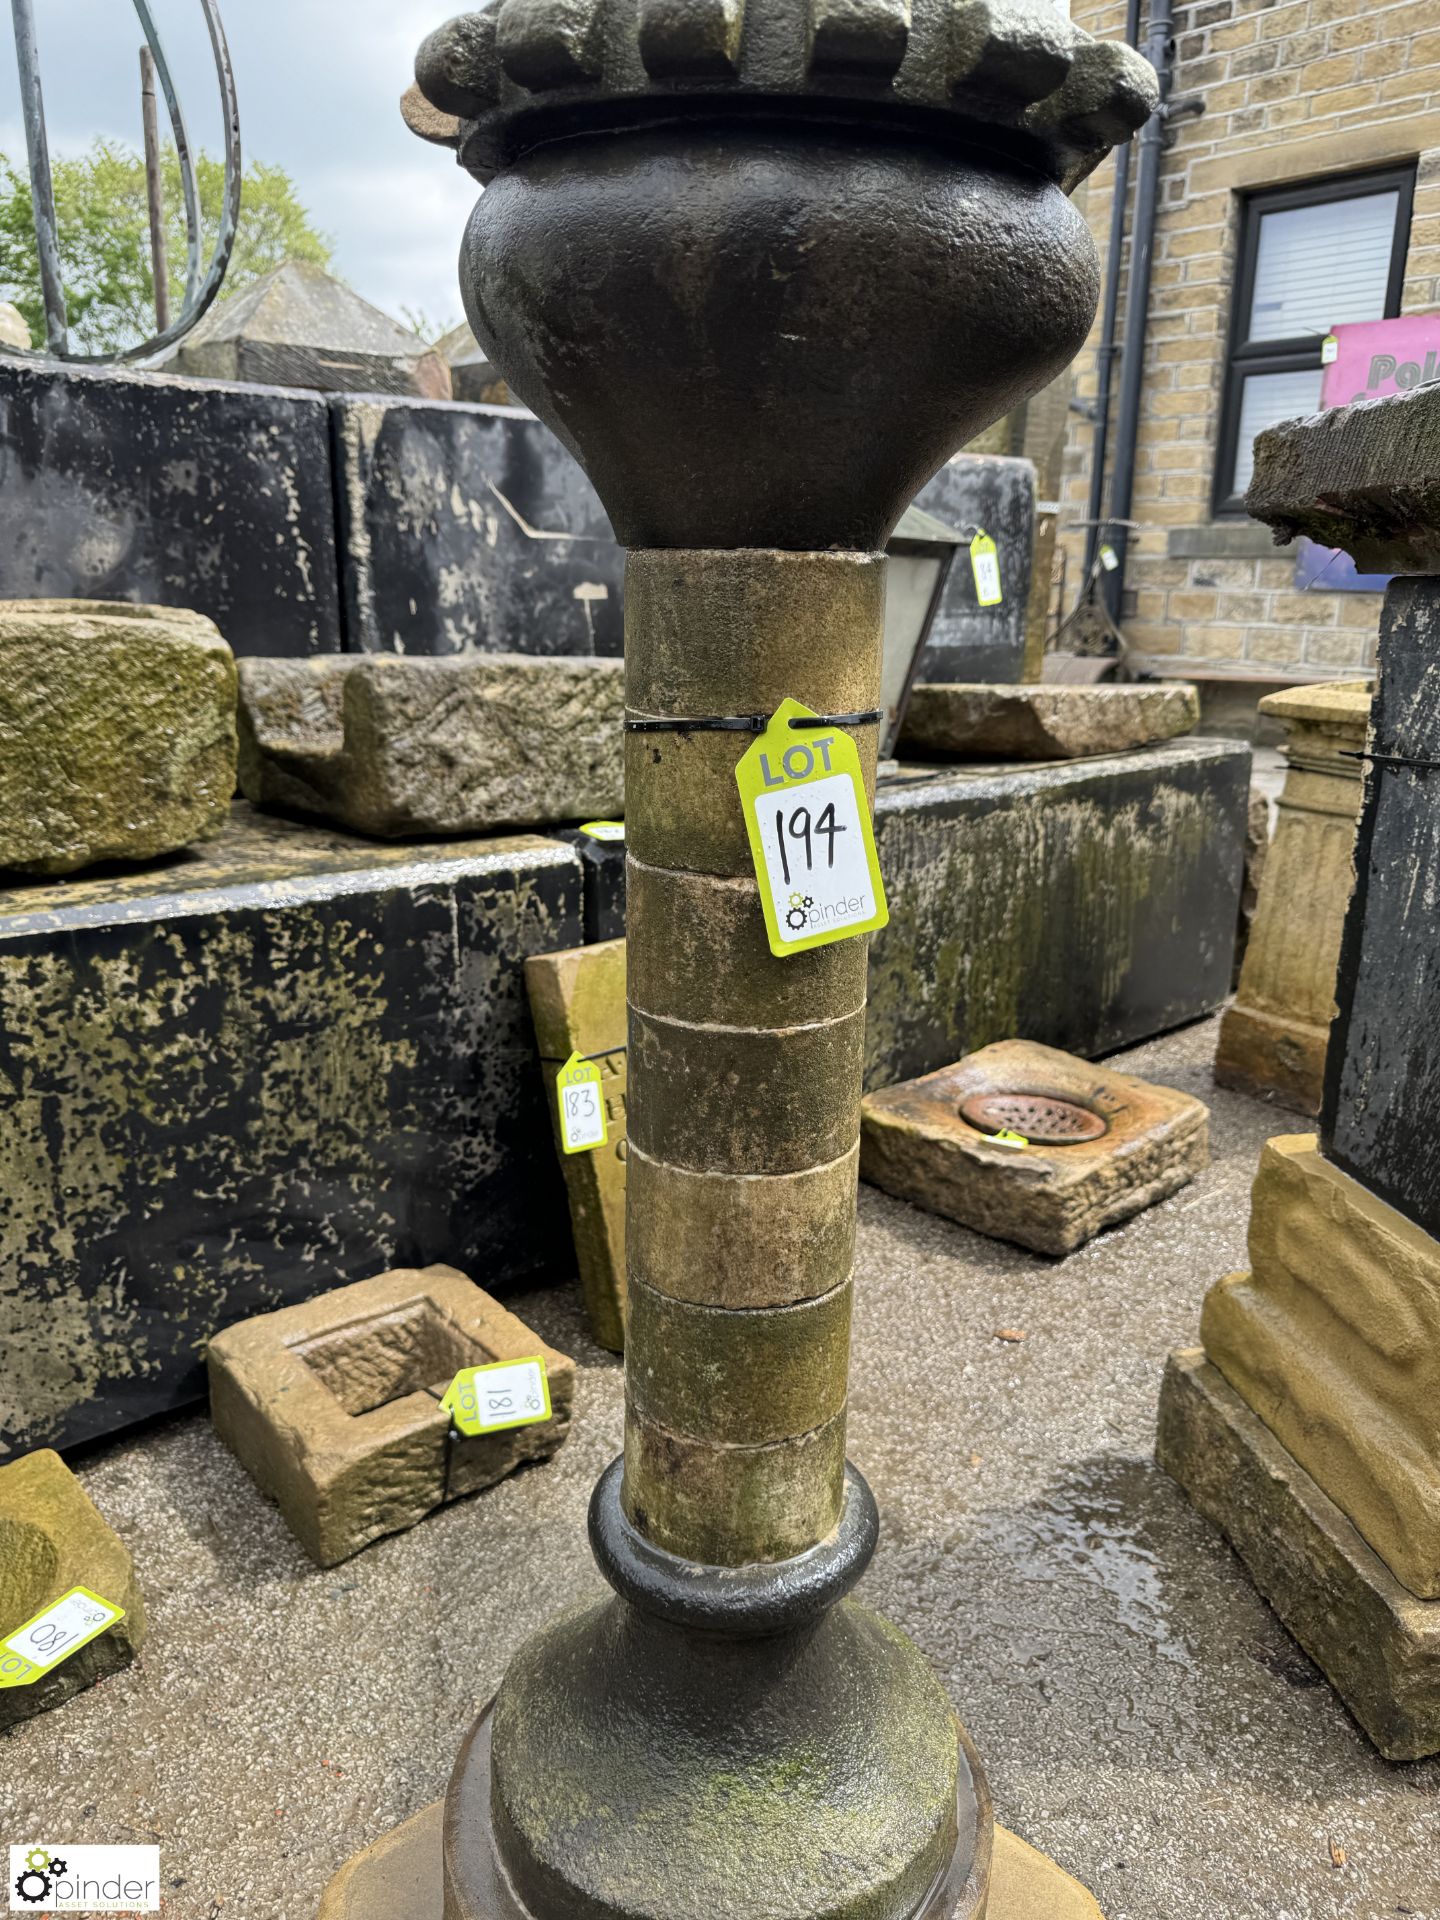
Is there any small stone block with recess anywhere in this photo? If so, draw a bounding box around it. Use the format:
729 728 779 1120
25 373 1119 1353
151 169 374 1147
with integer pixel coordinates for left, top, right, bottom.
861 1038 1209 1255
207 1265 573 1567
525 936 628 1353
0 1449 147 1731
898 683 1198 762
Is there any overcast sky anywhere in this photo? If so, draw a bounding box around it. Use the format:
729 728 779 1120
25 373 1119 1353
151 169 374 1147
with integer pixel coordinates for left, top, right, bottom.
0 0 481 334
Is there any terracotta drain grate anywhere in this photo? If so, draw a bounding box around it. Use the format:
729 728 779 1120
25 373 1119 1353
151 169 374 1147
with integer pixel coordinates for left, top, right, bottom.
959 1091 1109 1145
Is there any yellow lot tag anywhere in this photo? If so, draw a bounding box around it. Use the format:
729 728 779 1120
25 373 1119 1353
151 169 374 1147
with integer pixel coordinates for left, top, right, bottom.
0 1586 123 1688
990 1129 1029 1150
441 1358 552 1437
557 1050 606 1154
970 531 1003 606
579 820 625 842
735 700 888 960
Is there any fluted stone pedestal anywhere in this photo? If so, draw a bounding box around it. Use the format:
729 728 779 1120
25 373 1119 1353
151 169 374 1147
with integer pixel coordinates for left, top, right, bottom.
1214 680 1370 1114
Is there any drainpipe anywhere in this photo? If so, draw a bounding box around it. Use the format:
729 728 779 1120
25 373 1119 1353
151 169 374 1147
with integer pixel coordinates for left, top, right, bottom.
1082 0 1141 587
1100 0 1176 623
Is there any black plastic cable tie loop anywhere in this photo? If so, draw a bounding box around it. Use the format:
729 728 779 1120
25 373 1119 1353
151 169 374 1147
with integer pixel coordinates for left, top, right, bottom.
1340 749 1440 773
624 708 882 735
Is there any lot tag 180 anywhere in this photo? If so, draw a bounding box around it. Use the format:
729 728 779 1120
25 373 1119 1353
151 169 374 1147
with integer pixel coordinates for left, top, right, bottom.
0 1586 123 1688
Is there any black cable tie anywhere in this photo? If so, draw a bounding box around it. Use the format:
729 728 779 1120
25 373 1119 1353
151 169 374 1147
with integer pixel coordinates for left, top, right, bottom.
1340 749 1440 772
624 708 882 735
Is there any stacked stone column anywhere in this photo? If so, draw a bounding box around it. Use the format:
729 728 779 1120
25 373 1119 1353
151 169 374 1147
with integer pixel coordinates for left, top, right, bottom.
622 550 881 1564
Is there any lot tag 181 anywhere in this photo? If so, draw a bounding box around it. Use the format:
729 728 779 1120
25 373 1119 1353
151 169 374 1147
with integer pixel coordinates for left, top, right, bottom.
735 700 888 959
441 1358 552 1437
0 1586 123 1688
970 531 1003 606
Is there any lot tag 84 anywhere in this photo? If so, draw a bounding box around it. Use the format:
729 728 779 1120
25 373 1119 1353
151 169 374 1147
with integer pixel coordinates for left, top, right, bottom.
735 700 888 959
556 1050 606 1154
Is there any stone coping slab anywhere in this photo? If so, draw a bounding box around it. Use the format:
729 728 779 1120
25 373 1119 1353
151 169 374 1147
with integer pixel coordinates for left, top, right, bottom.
1158 1348 1440 1762
861 1038 1208 1256
0 1449 146 1731
317 1799 1104 1920
898 683 1198 761
1246 379 1440 575
208 1265 574 1567
0 599 237 876
237 653 624 838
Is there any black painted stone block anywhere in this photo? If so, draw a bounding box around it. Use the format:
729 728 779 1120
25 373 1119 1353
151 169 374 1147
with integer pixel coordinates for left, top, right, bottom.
331 397 625 657
1323 577 1440 1237
0 807 582 1456
912 453 1035 685
866 739 1250 1088
0 358 341 656
551 828 627 942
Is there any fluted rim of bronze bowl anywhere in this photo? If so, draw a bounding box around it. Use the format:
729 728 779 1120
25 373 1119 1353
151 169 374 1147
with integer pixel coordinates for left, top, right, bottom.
408 0 1158 194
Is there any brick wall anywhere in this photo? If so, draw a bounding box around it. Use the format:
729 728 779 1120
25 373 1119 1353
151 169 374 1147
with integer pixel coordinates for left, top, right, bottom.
1060 0 1440 684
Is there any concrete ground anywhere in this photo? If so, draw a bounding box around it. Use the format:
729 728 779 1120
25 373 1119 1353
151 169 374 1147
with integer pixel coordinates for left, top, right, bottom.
5 1016 1438 1920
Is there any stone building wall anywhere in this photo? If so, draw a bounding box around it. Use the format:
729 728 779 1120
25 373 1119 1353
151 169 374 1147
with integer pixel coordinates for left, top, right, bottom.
1060 0 1440 687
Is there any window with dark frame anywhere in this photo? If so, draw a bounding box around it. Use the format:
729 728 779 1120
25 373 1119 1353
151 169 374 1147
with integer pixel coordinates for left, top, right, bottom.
1212 166 1415 516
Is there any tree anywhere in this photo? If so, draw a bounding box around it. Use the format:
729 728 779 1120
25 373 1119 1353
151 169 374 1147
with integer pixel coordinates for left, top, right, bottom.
0 138 335 354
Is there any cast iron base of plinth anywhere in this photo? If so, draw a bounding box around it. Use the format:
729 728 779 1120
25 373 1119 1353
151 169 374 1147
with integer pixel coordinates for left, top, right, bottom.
440 1696 991 1920
433 1461 999 1920
1158 1348 1440 1761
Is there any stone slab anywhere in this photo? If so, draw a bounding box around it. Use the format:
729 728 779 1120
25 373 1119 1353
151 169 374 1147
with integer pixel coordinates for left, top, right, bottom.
0 600 237 875
0 804 582 1457
317 1800 1102 1920
167 262 451 399
867 740 1250 1088
1322 579 1440 1237
237 653 624 837
899 683 1199 760
331 395 625 657
1214 679 1368 1115
0 1449 146 1730
0 357 342 656
861 1039 1208 1256
1201 1132 1440 1600
525 937 628 1352
910 453 1036 685
208 1265 573 1566
1157 1348 1440 1762
1246 379 1440 575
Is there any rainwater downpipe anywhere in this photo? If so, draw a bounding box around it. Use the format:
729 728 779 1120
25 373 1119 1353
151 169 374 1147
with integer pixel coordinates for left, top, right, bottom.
1082 0 1141 587
1099 0 1177 624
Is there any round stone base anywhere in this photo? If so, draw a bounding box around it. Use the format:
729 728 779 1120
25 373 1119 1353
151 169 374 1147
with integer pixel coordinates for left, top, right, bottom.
448 1593 987 1920
319 1799 1104 1920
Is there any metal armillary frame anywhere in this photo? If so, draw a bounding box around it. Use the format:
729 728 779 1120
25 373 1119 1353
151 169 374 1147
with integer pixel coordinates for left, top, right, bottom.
8 0 241 360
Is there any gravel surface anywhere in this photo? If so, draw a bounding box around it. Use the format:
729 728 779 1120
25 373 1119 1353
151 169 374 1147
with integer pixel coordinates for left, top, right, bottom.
4 1015 1438 1920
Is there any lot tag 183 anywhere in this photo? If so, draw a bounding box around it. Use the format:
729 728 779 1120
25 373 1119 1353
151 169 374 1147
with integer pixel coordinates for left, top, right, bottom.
970 531 1003 606
735 700 888 959
556 1050 606 1154
441 1358 552 1437
0 1586 123 1688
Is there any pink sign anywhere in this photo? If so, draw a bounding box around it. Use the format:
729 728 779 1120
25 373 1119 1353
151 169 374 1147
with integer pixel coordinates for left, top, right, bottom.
1321 314 1440 408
